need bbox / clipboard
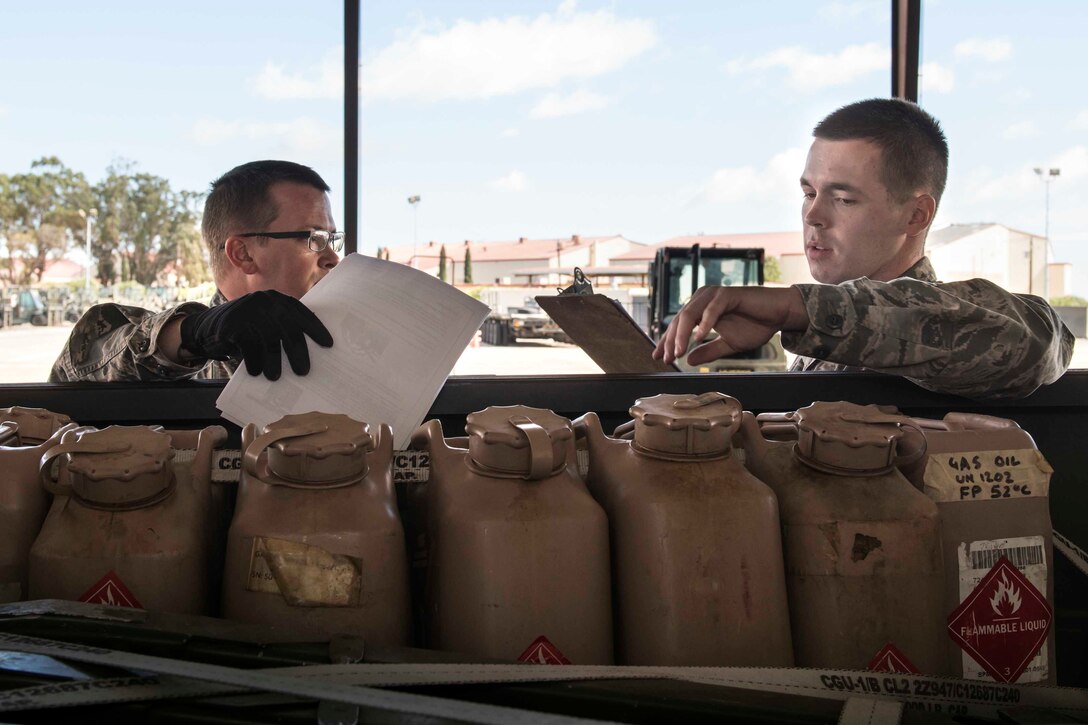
[535,293,678,374]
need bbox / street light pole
[407,195,421,268]
[78,208,98,293]
[1033,167,1060,240]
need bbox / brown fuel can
[0,406,75,603]
[575,392,793,666]
[221,412,410,646]
[741,402,947,674]
[900,412,1057,684]
[29,424,226,614]
[412,406,612,664]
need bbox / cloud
[191,117,337,153]
[698,148,807,204]
[920,62,955,94]
[501,127,520,138]
[1072,110,1088,131]
[819,1,884,21]
[491,170,528,192]
[725,42,886,92]
[1002,120,1038,140]
[530,89,608,119]
[253,49,343,100]
[0,105,7,118]
[360,4,657,102]
[1054,145,1088,180]
[954,37,1012,62]
[967,146,1087,204]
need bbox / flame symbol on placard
[105,584,116,606]
[990,573,1022,617]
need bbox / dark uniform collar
[899,256,938,283]
[210,289,228,307]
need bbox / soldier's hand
[652,286,809,366]
[179,290,333,380]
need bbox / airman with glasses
[51,160,343,382]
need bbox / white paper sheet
[216,254,490,449]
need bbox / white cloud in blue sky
[530,90,609,119]
[698,148,807,205]
[954,37,1013,62]
[1003,121,1039,140]
[965,147,1086,205]
[819,1,885,22]
[358,4,657,103]
[191,118,337,154]
[491,170,529,192]
[1054,146,1088,181]
[725,42,886,92]
[1071,111,1088,131]
[920,62,955,94]
[254,49,343,101]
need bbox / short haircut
[201,160,330,280]
[814,98,948,206]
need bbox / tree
[0,157,92,284]
[93,160,203,286]
[463,246,473,283]
[438,243,447,282]
[176,218,210,286]
[764,255,782,283]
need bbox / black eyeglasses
[234,230,345,253]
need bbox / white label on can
[246,537,361,607]
[923,449,1051,503]
[957,536,1048,682]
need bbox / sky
[2,1,1086,293]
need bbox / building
[927,223,1051,296]
[379,235,644,285]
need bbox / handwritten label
[246,537,361,607]
[922,449,1051,503]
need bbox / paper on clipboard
[535,293,678,374]
[216,254,490,449]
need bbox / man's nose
[319,247,340,269]
[803,196,826,228]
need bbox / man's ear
[905,194,937,238]
[223,236,260,275]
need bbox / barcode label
[958,535,1049,682]
[969,544,1045,571]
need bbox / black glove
[179,290,333,380]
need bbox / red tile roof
[380,235,641,265]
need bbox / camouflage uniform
[783,257,1074,400]
[49,292,236,382]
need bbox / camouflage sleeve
[48,302,211,382]
[780,277,1075,400]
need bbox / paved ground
[0,324,605,383]
[2,324,1087,384]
